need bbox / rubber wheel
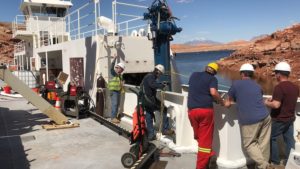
[129,144,139,158]
[121,152,137,168]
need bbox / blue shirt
[188,71,218,109]
[228,79,268,125]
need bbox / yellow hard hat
[207,62,219,72]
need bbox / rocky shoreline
[217,24,300,87]
[0,22,19,64]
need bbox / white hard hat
[240,63,254,72]
[115,62,125,70]
[275,62,291,72]
[155,64,165,74]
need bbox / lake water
[174,50,276,94]
[174,50,235,91]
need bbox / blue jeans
[145,109,170,139]
[270,120,295,164]
[110,91,120,119]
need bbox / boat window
[45,7,57,17]
[31,6,66,17]
[57,8,66,17]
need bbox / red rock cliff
[0,22,19,64]
[218,24,300,86]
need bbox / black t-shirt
[188,71,218,109]
[271,81,299,122]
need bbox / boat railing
[114,1,149,36]
[19,0,72,3]
[12,15,38,36]
[13,0,150,48]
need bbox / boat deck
[0,95,200,169]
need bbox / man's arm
[264,98,281,109]
[110,56,117,76]
[223,96,234,108]
[148,75,164,90]
[210,88,224,105]
[265,85,282,109]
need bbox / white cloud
[175,0,194,3]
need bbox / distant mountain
[184,39,222,46]
[171,39,252,53]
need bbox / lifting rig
[0,66,79,129]
[89,0,182,168]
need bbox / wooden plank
[42,123,80,130]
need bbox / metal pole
[16,55,19,71]
[126,22,128,36]
[114,0,117,35]
[21,55,24,71]
[77,10,80,39]
[46,52,49,81]
[94,1,97,36]
[26,56,29,70]
[68,15,71,40]
[98,0,101,18]
[112,1,114,35]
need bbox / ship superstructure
[10,1,300,169]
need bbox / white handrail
[13,0,149,47]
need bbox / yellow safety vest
[108,75,123,91]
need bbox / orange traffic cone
[54,96,61,112]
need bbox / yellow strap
[198,147,211,153]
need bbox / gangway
[0,66,78,128]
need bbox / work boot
[163,129,175,136]
[111,118,120,124]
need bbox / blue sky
[1,0,300,43]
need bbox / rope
[157,90,165,139]
[170,71,231,89]
[170,71,189,78]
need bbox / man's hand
[162,81,169,89]
[264,98,271,105]
[264,98,281,109]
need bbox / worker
[224,63,272,169]
[187,62,223,169]
[264,62,299,166]
[108,55,125,123]
[140,64,174,141]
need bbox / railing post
[94,0,97,36]
[68,15,71,36]
[46,51,49,81]
[126,22,128,36]
[77,10,80,39]
[112,0,117,36]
